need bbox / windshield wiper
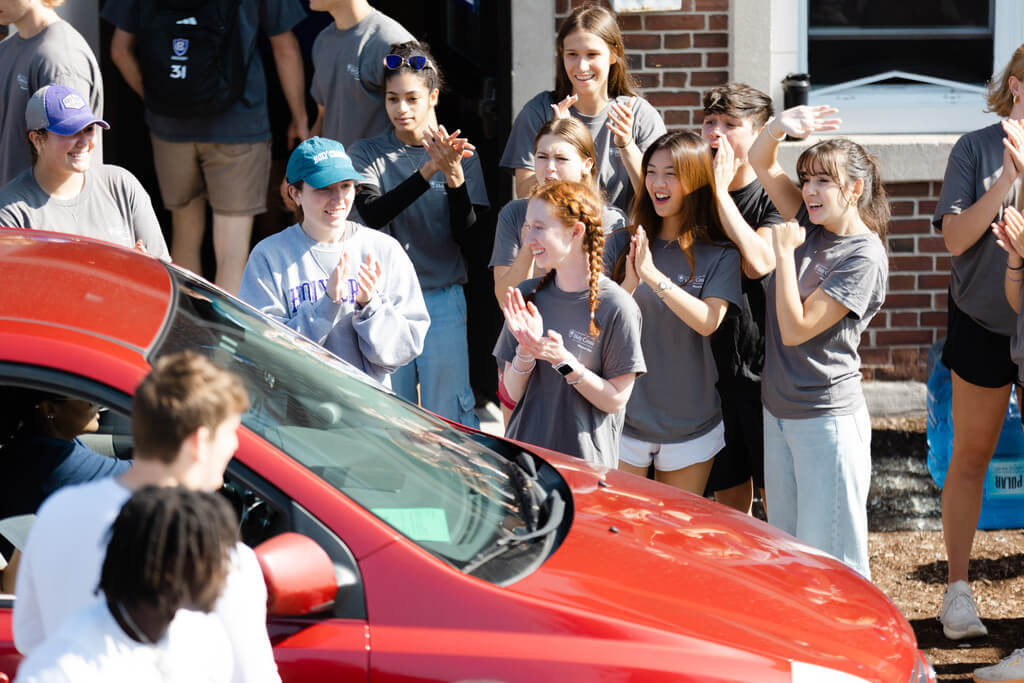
[462,489,565,575]
[508,452,544,531]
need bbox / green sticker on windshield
[372,507,450,543]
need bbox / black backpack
[136,0,249,118]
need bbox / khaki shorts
[150,135,271,216]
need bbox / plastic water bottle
[927,352,1024,529]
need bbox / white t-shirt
[14,477,280,683]
[14,599,232,683]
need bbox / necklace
[113,601,153,645]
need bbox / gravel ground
[868,416,1024,681]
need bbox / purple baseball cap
[25,84,109,136]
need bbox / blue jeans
[763,405,872,579]
[392,284,479,429]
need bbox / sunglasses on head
[383,54,429,71]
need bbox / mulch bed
[868,416,1024,681]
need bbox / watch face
[556,362,573,377]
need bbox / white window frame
[800,0,1024,133]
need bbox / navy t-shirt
[0,436,129,520]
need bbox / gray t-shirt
[0,165,169,259]
[101,0,305,143]
[761,210,888,419]
[499,91,666,211]
[933,122,1019,336]
[493,276,646,468]
[488,197,626,270]
[349,130,489,290]
[0,21,103,187]
[239,222,429,386]
[310,10,413,147]
[604,230,742,442]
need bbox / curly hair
[383,41,444,93]
[101,486,238,620]
[525,180,605,336]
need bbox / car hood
[511,455,917,681]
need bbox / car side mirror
[254,532,337,617]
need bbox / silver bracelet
[566,370,584,386]
[509,357,535,374]
[766,119,786,142]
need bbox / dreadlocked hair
[525,180,605,336]
[101,486,239,619]
[614,131,732,284]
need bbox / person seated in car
[0,389,129,521]
[0,83,168,259]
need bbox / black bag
[136,0,248,118]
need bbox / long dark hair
[613,132,729,284]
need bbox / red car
[0,231,933,682]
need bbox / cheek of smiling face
[800,169,853,224]
[293,180,355,230]
[522,198,578,270]
[534,134,594,185]
[385,72,437,134]
[0,0,33,26]
[701,113,758,161]
[644,148,685,219]
[36,125,97,174]
[561,29,616,98]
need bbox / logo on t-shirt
[172,38,190,58]
[347,64,361,82]
[681,274,705,290]
[814,263,829,280]
[17,74,29,91]
[567,328,595,354]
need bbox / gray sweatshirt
[240,223,429,386]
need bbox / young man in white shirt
[15,487,238,683]
[14,351,280,683]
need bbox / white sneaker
[974,648,1024,683]
[940,580,988,640]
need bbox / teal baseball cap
[286,137,364,188]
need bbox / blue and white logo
[172,38,189,57]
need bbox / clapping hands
[501,287,570,364]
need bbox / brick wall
[555,0,728,128]
[861,182,947,381]
[551,1,945,380]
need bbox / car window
[150,269,537,579]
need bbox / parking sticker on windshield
[372,507,451,543]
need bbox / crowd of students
[4,0,1024,679]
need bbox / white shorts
[619,421,726,472]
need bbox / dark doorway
[97,0,513,404]
[374,0,513,405]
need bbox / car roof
[0,230,173,354]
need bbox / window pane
[808,37,993,84]
[809,0,989,28]
[808,0,993,84]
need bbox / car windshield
[149,268,528,573]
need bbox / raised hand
[606,97,636,149]
[771,219,806,254]
[995,206,1024,259]
[1001,119,1024,181]
[631,225,658,284]
[355,253,382,306]
[775,105,841,140]
[550,94,578,120]
[711,133,741,192]
[326,252,351,303]
[422,125,475,186]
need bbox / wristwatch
[655,279,672,299]
[552,359,576,377]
